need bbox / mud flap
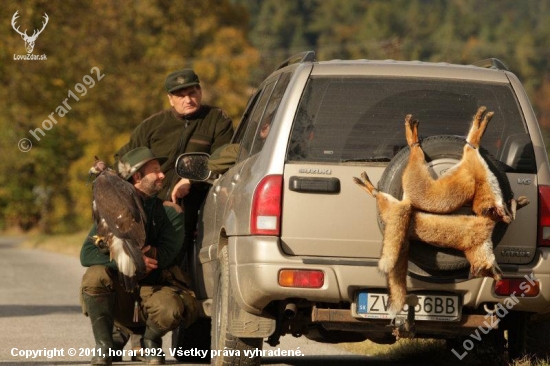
[227,293,276,338]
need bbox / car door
[200,79,278,251]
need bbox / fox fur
[353,107,530,317]
[402,106,512,223]
[354,172,505,316]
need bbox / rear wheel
[211,245,263,365]
[523,317,550,359]
[171,317,211,362]
[506,311,550,361]
[446,328,506,365]
[172,239,211,362]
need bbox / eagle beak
[86,172,93,186]
[87,166,100,186]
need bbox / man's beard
[140,175,163,197]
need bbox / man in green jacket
[116,68,233,200]
[116,68,234,265]
[81,147,197,365]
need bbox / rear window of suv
[287,76,536,173]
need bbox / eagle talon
[91,235,104,245]
[91,235,109,254]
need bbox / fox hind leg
[466,106,494,148]
[353,171,411,314]
[353,172,412,275]
[405,114,420,147]
[352,172,378,198]
[387,239,410,317]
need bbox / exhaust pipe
[284,302,297,319]
[484,303,497,313]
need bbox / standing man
[116,68,234,263]
[81,147,198,365]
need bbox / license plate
[355,291,461,321]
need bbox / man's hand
[142,245,158,274]
[163,200,183,213]
[171,178,191,203]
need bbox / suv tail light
[538,185,550,246]
[494,278,540,297]
[251,175,283,235]
[278,269,324,288]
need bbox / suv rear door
[281,66,538,264]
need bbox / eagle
[88,157,146,292]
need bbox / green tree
[0,0,258,233]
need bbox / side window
[248,72,291,156]
[237,80,277,162]
[232,91,261,145]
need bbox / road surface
[0,236,377,365]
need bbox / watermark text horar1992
[18,67,105,152]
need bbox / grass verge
[18,230,88,258]
[339,338,550,365]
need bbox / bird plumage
[89,157,146,292]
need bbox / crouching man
[80,147,198,365]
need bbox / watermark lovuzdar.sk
[12,10,48,59]
[451,272,538,360]
[18,67,104,152]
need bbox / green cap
[118,147,167,180]
[165,68,200,93]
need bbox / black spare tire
[378,135,513,278]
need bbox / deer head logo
[11,11,49,54]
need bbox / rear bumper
[229,236,550,316]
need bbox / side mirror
[175,153,212,181]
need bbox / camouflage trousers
[80,265,198,333]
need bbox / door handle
[289,176,340,194]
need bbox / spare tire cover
[377,135,513,277]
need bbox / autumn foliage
[1,0,550,233]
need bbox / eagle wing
[92,169,147,291]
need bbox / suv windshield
[287,76,535,173]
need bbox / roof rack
[275,51,316,71]
[471,58,509,71]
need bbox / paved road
[0,237,378,365]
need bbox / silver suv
[175,52,550,364]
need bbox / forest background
[2,0,550,234]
